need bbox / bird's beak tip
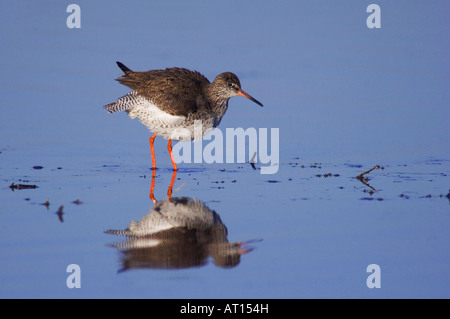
[238,89,263,107]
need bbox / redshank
[104,62,263,170]
[105,172,253,270]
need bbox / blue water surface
[0,1,449,299]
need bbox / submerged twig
[249,152,257,170]
[356,165,380,193]
[40,199,50,210]
[72,199,83,205]
[356,165,380,181]
[56,205,64,223]
[9,183,38,191]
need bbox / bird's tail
[104,62,138,113]
[104,91,139,113]
[104,229,132,236]
[116,61,132,74]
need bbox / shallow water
[1,1,449,298]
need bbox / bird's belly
[127,100,215,141]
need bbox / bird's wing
[116,68,210,117]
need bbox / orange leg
[167,169,177,201]
[167,139,178,171]
[149,168,157,203]
[149,134,157,170]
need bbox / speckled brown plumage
[108,61,262,118]
[115,63,211,117]
[104,61,263,170]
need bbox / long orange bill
[237,89,263,107]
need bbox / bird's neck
[213,98,229,118]
[206,85,229,124]
[212,99,229,127]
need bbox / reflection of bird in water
[106,197,252,271]
[105,171,255,271]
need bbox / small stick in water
[356,165,380,181]
[249,152,257,170]
[356,165,380,192]
[56,206,64,223]
[9,183,38,191]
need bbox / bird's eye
[227,82,238,90]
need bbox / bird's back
[116,67,211,117]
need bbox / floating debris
[363,189,375,196]
[72,199,83,205]
[9,183,37,191]
[315,173,340,178]
[356,165,380,181]
[249,152,257,170]
[360,197,384,201]
[40,199,50,209]
[347,164,363,168]
[32,165,44,170]
[400,192,450,200]
[356,165,382,192]
[56,205,64,223]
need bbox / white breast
[126,94,192,140]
